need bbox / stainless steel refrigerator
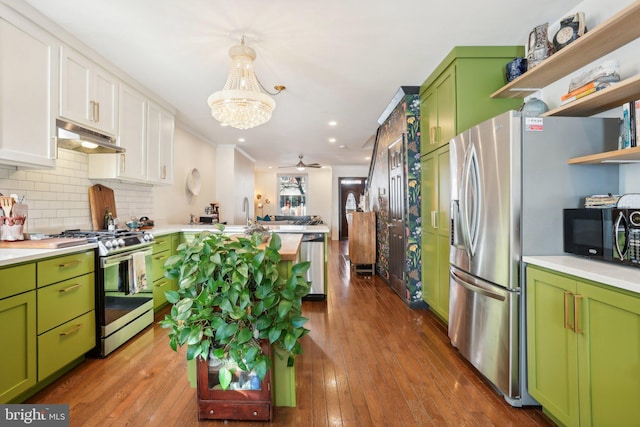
[448,110,619,406]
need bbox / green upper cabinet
[420,46,524,154]
[527,265,640,427]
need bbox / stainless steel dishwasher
[300,233,326,301]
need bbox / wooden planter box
[196,341,273,421]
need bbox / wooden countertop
[262,233,302,262]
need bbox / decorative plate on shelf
[187,168,202,195]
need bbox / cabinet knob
[209,409,214,414]
[253,411,258,416]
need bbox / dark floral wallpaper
[368,92,421,305]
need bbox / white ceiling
[22,0,579,170]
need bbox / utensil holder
[1,224,24,241]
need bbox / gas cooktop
[57,229,154,256]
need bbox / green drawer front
[151,251,170,282]
[153,277,171,310]
[38,310,95,381]
[153,236,171,254]
[0,263,36,300]
[37,251,95,287]
[37,273,95,334]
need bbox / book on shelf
[620,102,634,149]
[561,82,596,101]
[561,87,597,104]
[635,100,640,148]
[585,194,620,208]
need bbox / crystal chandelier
[207,37,283,130]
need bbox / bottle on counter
[104,207,114,230]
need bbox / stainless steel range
[58,229,155,357]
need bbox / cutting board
[0,237,89,249]
[89,184,117,230]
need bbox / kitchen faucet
[242,196,250,226]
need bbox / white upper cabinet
[89,83,146,182]
[89,84,174,185]
[0,5,57,168]
[59,45,118,136]
[146,101,174,185]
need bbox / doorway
[338,177,366,241]
[388,137,405,297]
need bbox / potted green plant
[160,225,311,390]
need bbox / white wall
[215,145,255,225]
[535,0,640,194]
[254,167,332,229]
[152,124,216,225]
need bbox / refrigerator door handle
[614,210,630,260]
[449,267,506,301]
[461,146,480,257]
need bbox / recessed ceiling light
[238,138,245,142]
[338,144,346,149]
[329,138,336,143]
[220,122,229,127]
[365,156,371,160]
[328,121,337,126]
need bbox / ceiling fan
[279,155,322,170]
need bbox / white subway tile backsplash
[0,149,154,233]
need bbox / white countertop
[152,224,330,236]
[523,255,640,295]
[0,243,97,267]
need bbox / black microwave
[563,208,614,259]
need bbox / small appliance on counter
[565,193,640,267]
[199,203,220,224]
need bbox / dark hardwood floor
[27,240,554,426]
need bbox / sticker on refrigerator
[525,117,544,131]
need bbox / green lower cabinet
[0,290,36,403]
[38,311,96,381]
[527,265,640,426]
[421,145,450,322]
[152,233,178,310]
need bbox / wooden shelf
[568,146,640,164]
[491,0,640,99]
[542,74,640,117]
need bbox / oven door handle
[100,247,152,268]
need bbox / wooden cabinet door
[421,146,450,320]
[577,281,640,427]
[526,266,579,427]
[435,66,455,149]
[147,101,174,185]
[420,153,436,306]
[60,46,117,136]
[0,8,56,168]
[93,67,118,135]
[118,83,147,181]
[0,291,36,403]
[60,46,92,128]
[421,67,455,152]
[421,87,437,148]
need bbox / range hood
[56,120,125,154]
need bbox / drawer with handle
[0,263,36,299]
[37,273,95,334]
[37,310,95,381]
[37,250,95,287]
